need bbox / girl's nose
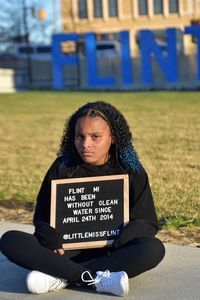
[82,137,91,148]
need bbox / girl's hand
[54,248,65,255]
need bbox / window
[78,0,88,19]
[108,0,118,17]
[37,46,51,53]
[154,0,163,14]
[191,19,200,43]
[169,0,179,13]
[138,0,148,16]
[93,0,103,18]
[19,47,34,54]
[13,45,52,61]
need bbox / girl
[0,101,165,297]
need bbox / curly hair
[57,101,142,172]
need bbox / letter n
[140,28,178,84]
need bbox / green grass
[0,91,200,228]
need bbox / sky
[31,0,62,43]
[0,0,62,45]
[36,0,62,33]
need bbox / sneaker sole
[26,271,67,294]
[120,272,129,296]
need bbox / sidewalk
[0,221,199,300]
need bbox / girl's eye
[92,135,101,140]
[76,134,84,140]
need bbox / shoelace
[49,279,65,291]
[81,270,110,286]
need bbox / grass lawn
[0,91,199,228]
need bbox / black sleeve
[33,158,63,250]
[112,168,159,249]
[33,158,59,225]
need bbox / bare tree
[0,0,54,51]
[0,0,23,49]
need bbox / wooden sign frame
[50,174,129,250]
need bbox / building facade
[61,0,200,55]
[56,1,200,90]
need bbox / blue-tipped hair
[118,142,142,173]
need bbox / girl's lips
[81,152,94,156]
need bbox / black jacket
[33,156,159,250]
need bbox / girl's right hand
[54,248,65,255]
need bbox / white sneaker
[26,270,68,294]
[81,270,129,296]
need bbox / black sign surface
[51,175,129,249]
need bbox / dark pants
[0,230,165,283]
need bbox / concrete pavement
[0,221,199,300]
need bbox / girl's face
[75,116,112,165]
